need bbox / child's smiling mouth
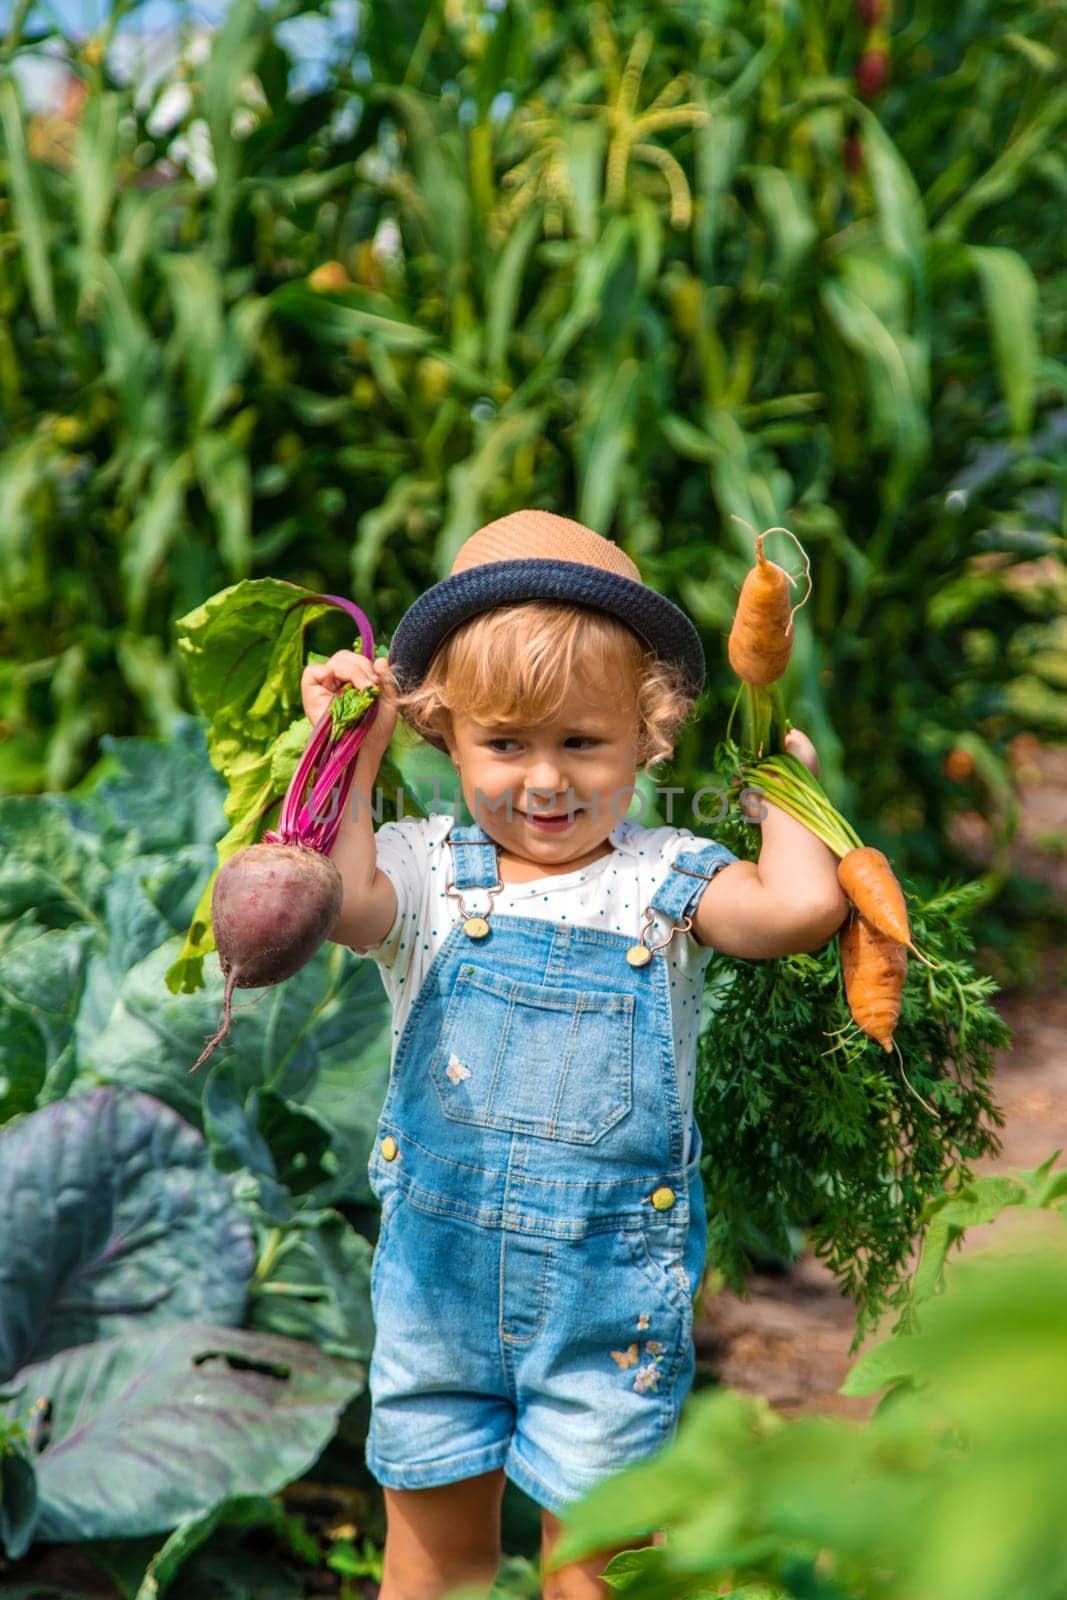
[517,808,576,830]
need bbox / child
[300,511,848,1600]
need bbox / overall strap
[446,822,500,891]
[649,840,736,923]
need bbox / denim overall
[365,820,735,1517]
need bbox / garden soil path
[695,741,1067,1421]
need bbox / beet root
[190,843,343,1072]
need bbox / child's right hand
[301,650,399,759]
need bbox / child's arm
[691,729,849,960]
[300,650,399,950]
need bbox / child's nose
[525,754,566,793]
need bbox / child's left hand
[784,727,819,778]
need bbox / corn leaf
[121,452,194,625]
[576,357,641,533]
[0,78,55,329]
[749,165,816,282]
[820,273,930,502]
[73,89,121,262]
[968,243,1040,438]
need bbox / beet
[190,591,379,1074]
[190,845,343,1073]
[214,843,343,988]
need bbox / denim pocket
[431,962,635,1144]
[624,1214,694,1315]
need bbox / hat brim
[388,560,705,697]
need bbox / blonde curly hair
[393,601,696,771]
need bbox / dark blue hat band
[388,559,705,697]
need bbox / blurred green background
[2,0,1065,970]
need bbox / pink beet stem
[322,593,374,657]
[263,595,378,855]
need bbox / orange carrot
[727,533,794,684]
[839,909,908,1053]
[838,846,911,948]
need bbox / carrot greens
[697,529,1008,1335]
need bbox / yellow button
[381,1136,398,1161]
[651,1186,676,1212]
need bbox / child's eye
[485,736,597,752]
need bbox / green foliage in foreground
[0,716,392,1213]
[551,1159,1067,1600]
[0,717,393,1442]
[0,1317,362,1557]
[0,720,392,1579]
[0,1085,365,1559]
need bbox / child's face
[446,675,641,867]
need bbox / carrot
[839,908,908,1053]
[727,532,794,685]
[838,846,911,948]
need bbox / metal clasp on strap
[626,856,719,967]
[626,907,693,967]
[445,877,505,940]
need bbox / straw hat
[388,510,705,695]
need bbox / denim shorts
[365,1142,709,1518]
